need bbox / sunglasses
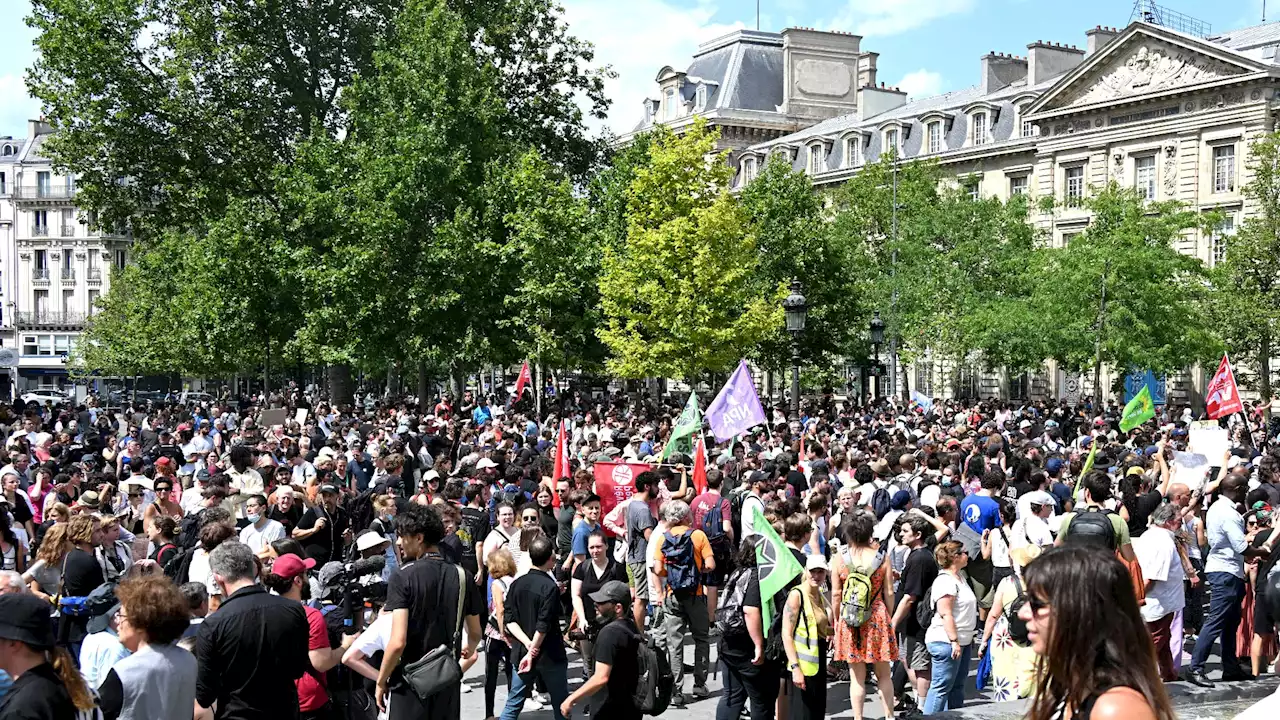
[1028,596,1050,614]
[522,515,538,522]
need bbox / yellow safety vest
[791,589,822,677]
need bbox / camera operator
[264,553,356,720]
[559,581,641,720]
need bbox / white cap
[356,532,390,552]
[476,459,498,470]
[805,554,829,572]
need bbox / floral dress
[989,576,1039,701]
[833,547,899,663]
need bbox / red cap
[271,553,316,580]
[155,457,173,467]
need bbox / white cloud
[0,73,40,139]
[560,0,745,136]
[826,0,974,37]
[896,68,943,99]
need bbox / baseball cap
[1045,458,1064,474]
[81,453,98,465]
[890,489,912,511]
[476,458,498,470]
[0,594,58,649]
[356,532,390,552]
[805,554,829,572]
[272,553,317,580]
[1024,490,1056,509]
[155,457,174,468]
[587,580,631,605]
[318,484,339,495]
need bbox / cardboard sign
[295,408,309,426]
[592,461,652,532]
[260,408,288,428]
[1189,420,1228,462]
[1171,451,1211,491]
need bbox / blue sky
[0,0,1270,139]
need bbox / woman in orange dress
[831,510,899,720]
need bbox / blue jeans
[923,641,972,714]
[1191,572,1245,673]
[499,657,569,720]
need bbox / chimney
[980,52,1028,95]
[1085,26,1120,55]
[781,27,864,120]
[858,52,879,90]
[856,83,907,121]
[1026,41,1085,85]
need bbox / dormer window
[808,144,826,174]
[742,156,758,184]
[843,135,863,168]
[972,112,989,146]
[884,129,899,157]
[695,85,707,112]
[664,88,677,121]
[1,146,10,156]
[926,121,943,154]
[1018,104,1038,138]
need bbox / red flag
[593,461,653,533]
[513,361,531,400]
[692,436,707,495]
[553,419,571,508]
[1206,354,1244,419]
[798,433,805,471]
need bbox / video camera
[318,555,387,634]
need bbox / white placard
[1171,451,1211,491]
[295,408,309,426]
[1189,420,1228,461]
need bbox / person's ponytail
[49,646,95,710]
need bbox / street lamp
[869,312,885,400]
[782,280,808,419]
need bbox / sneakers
[670,692,686,708]
[524,694,545,711]
[691,684,710,699]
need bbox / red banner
[691,437,707,496]
[593,461,651,529]
[1206,354,1243,419]
[513,360,531,400]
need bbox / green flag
[752,507,804,634]
[662,392,701,460]
[1120,385,1156,432]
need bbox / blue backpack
[661,530,699,595]
[701,500,733,571]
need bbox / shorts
[966,573,995,610]
[901,634,930,671]
[627,561,649,601]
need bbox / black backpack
[633,630,674,715]
[163,546,196,584]
[344,488,377,535]
[1005,573,1031,646]
[715,568,753,638]
[1065,507,1118,551]
[870,483,892,520]
[177,511,203,549]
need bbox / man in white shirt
[738,471,770,542]
[238,494,286,556]
[225,446,264,520]
[1012,491,1057,548]
[1132,503,1185,682]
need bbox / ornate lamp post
[869,312,885,400]
[782,280,808,419]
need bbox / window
[808,144,825,174]
[972,112,989,146]
[88,289,100,314]
[1009,372,1031,400]
[36,171,50,196]
[663,88,676,121]
[33,210,48,236]
[54,335,71,356]
[957,365,979,399]
[1065,165,1085,207]
[1062,231,1081,246]
[1212,215,1235,265]
[884,129,899,157]
[34,291,49,317]
[34,250,46,271]
[61,289,73,313]
[115,250,127,270]
[1,145,10,156]
[927,121,942,154]
[1010,175,1028,196]
[21,336,36,356]
[61,209,74,237]
[964,180,980,201]
[1134,155,1156,200]
[742,156,757,183]
[1213,144,1236,193]
[695,85,707,112]
[0,172,5,195]
[1019,105,1036,138]
[845,136,862,167]
[914,362,934,396]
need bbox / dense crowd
[0,384,1277,720]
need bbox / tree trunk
[327,364,354,407]
[263,336,271,396]
[417,361,429,406]
[900,360,911,403]
[1262,330,1273,421]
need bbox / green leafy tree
[1032,182,1219,401]
[1209,133,1280,410]
[598,121,782,379]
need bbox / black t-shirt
[593,618,642,717]
[0,662,77,720]
[62,547,104,597]
[537,505,558,542]
[458,507,490,562]
[440,534,464,565]
[896,546,939,639]
[1006,480,1034,503]
[384,555,483,668]
[1251,532,1280,583]
[151,542,179,568]
[269,504,303,535]
[572,559,628,624]
[1126,490,1163,538]
[296,506,350,564]
[719,568,769,673]
[786,469,808,498]
[7,496,32,526]
[555,507,576,557]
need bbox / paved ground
[457,632,1271,719]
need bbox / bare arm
[571,577,587,632]
[342,646,381,682]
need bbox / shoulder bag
[402,564,467,700]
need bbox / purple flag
[707,360,767,442]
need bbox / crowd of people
[0,383,1276,720]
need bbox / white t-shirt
[1011,515,1054,548]
[739,495,766,541]
[188,548,218,598]
[645,521,668,601]
[1133,526,1185,622]
[352,613,393,656]
[925,572,979,645]
[239,519,286,554]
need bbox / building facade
[710,20,1280,406]
[0,119,130,396]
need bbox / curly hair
[115,576,192,646]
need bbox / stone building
[722,19,1280,407]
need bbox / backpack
[1004,573,1031,646]
[715,568,752,638]
[163,546,196,584]
[344,488,377,536]
[700,499,732,572]
[870,482,892,520]
[498,483,525,507]
[1065,507,1118,551]
[633,631,674,715]
[660,531,699,595]
[840,549,875,629]
[177,511,203,549]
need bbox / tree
[739,159,863,373]
[1031,182,1219,401]
[1209,132,1280,410]
[598,121,782,379]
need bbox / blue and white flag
[910,390,934,415]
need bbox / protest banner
[592,461,652,533]
[1189,420,1228,461]
[1170,451,1211,491]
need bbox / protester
[559,580,640,720]
[832,510,897,719]
[485,548,518,720]
[97,575,197,720]
[1020,546,1176,720]
[501,535,570,720]
[624,472,660,628]
[923,539,978,714]
[781,554,833,720]
[976,544,1041,700]
[714,539,776,720]
[653,499,714,706]
[0,592,96,718]
[1132,502,1186,682]
[569,529,627,714]
[889,513,939,711]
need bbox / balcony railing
[32,268,49,281]
[60,225,74,237]
[15,311,85,328]
[87,267,102,282]
[13,185,76,200]
[32,226,49,237]
[61,268,75,281]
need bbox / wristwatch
[788,662,800,671]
